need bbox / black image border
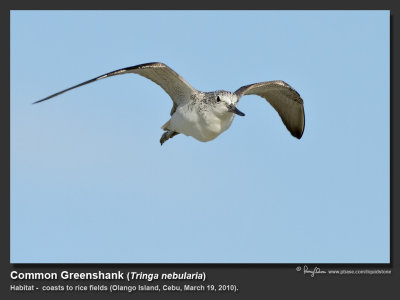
[3,1,398,299]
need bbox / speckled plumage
[34,62,305,145]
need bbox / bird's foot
[160,130,179,145]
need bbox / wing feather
[33,62,197,106]
[235,81,305,139]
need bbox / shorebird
[34,62,305,145]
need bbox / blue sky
[10,10,390,263]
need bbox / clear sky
[10,10,390,263]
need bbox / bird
[33,62,305,145]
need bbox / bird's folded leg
[160,130,179,145]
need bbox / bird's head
[210,91,245,117]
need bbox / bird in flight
[34,62,305,145]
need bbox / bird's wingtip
[32,99,46,105]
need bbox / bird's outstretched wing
[33,62,197,105]
[235,81,305,139]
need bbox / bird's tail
[161,120,171,131]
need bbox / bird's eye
[216,96,221,102]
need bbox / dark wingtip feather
[32,98,49,104]
[293,120,305,139]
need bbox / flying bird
[34,62,305,145]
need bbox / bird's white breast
[169,104,235,142]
